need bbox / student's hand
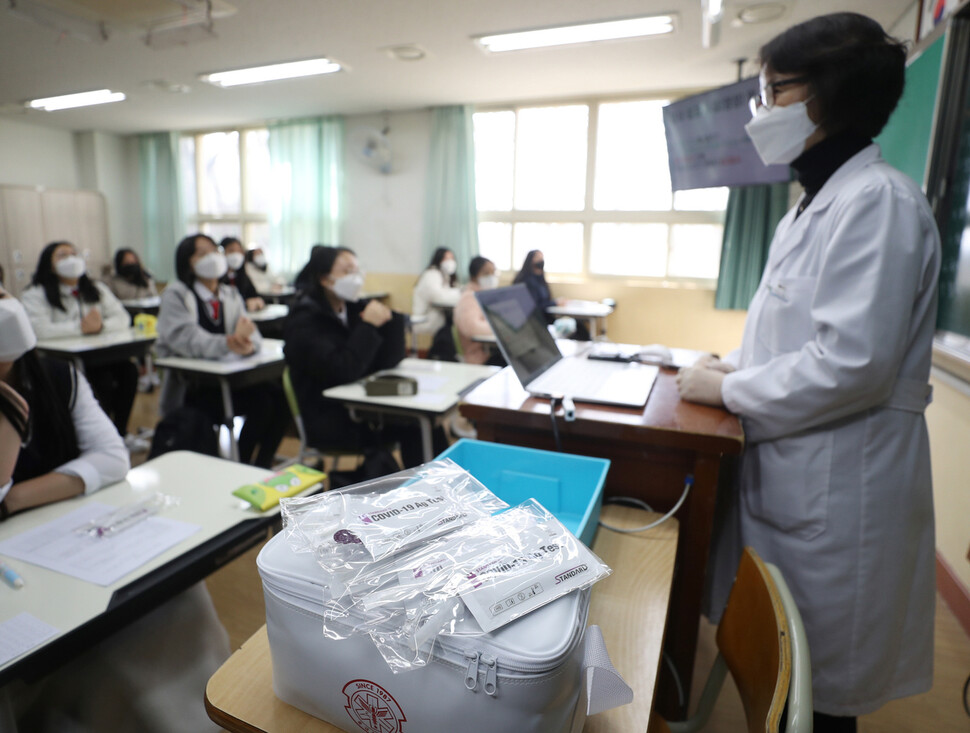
[234,315,256,339]
[692,353,736,373]
[555,297,568,306]
[676,365,726,407]
[246,297,266,312]
[361,300,392,327]
[81,308,103,334]
[226,333,254,355]
[0,382,28,488]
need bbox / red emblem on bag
[343,679,407,733]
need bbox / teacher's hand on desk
[676,364,727,407]
[692,352,736,373]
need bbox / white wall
[343,109,432,274]
[0,118,79,189]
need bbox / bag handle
[582,624,634,715]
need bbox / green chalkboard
[875,35,945,188]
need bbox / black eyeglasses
[749,75,811,115]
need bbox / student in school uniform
[283,245,446,468]
[106,248,158,301]
[454,255,505,366]
[19,241,138,438]
[0,290,229,733]
[156,233,287,468]
[219,236,265,311]
[411,246,461,335]
[244,246,284,294]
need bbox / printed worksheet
[0,613,59,666]
[0,503,200,586]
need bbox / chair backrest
[766,563,813,733]
[282,366,301,419]
[451,323,464,360]
[716,547,792,733]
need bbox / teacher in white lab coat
[677,13,940,732]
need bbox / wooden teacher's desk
[205,505,678,733]
[459,362,743,719]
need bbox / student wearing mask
[284,246,444,468]
[512,250,587,340]
[20,242,138,438]
[219,236,265,311]
[454,256,505,366]
[156,234,287,467]
[677,14,939,731]
[412,246,461,335]
[0,290,229,733]
[106,248,158,301]
[244,247,284,294]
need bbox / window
[474,100,729,282]
[180,128,271,250]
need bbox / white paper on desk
[412,374,448,392]
[0,613,59,666]
[0,503,201,586]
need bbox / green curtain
[714,183,790,310]
[423,105,479,275]
[138,132,183,282]
[267,116,344,277]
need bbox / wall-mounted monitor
[662,77,792,191]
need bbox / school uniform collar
[193,280,220,303]
[59,282,81,298]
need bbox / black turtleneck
[790,133,871,217]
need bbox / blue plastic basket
[436,439,609,546]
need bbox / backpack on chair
[149,405,220,459]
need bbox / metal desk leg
[219,377,240,462]
[588,318,598,341]
[418,415,433,463]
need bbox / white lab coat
[717,145,940,716]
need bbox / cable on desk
[548,397,563,452]
[598,475,693,533]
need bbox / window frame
[182,125,270,247]
[474,93,728,288]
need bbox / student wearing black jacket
[219,237,265,311]
[283,246,441,468]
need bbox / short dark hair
[220,236,243,252]
[759,13,907,139]
[469,256,493,280]
[175,233,216,287]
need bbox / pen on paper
[0,561,24,589]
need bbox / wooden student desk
[459,363,743,719]
[205,504,678,733]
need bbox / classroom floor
[129,391,970,732]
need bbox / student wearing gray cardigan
[156,234,287,467]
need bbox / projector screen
[663,77,792,191]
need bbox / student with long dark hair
[155,234,287,467]
[106,248,158,301]
[284,245,444,468]
[412,246,460,335]
[20,241,138,437]
[513,250,587,340]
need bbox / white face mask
[0,298,37,362]
[478,274,499,290]
[194,252,229,280]
[226,252,245,271]
[330,272,365,302]
[253,254,267,268]
[54,255,86,279]
[439,258,457,276]
[744,99,818,166]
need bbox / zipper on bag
[481,654,497,696]
[464,652,481,690]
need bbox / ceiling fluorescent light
[702,0,724,48]
[475,15,675,53]
[27,89,125,111]
[200,58,341,87]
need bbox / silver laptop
[476,284,657,408]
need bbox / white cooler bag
[258,531,631,733]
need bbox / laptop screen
[476,284,563,386]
